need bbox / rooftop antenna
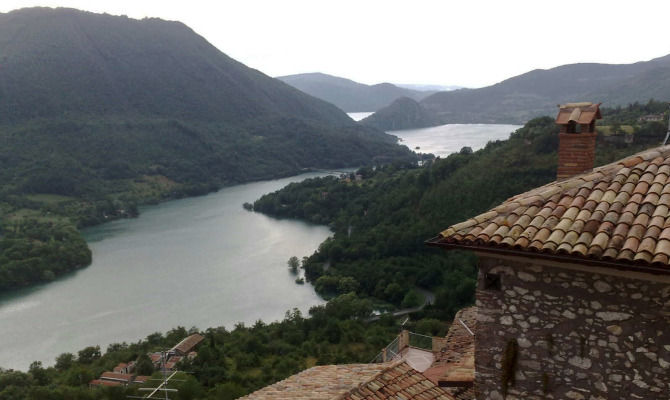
[663,103,670,145]
[127,350,186,400]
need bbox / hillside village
[89,333,203,388]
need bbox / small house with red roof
[429,103,670,399]
[170,333,204,356]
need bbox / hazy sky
[2,0,670,88]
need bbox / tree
[459,146,473,155]
[77,346,101,364]
[135,353,154,375]
[29,361,50,386]
[337,277,359,294]
[287,256,299,273]
[401,289,422,308]
[54,353,75,371]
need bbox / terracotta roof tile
[240,361,455,400]
[170,333,204,355]
[432,146,670,271]
[100,372,132,383]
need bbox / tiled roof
[555,102,601,125]
[340,361,454,400]
[113,362,127,372]
[240,362,454,400]
[423,308,476,400]
[171,333,204,354]
[90,379,123,387]
[133,375,150,384]
[431,146,670,271]
[100,371,132,382]
[240,363,390,400]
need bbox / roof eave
[425,238,670,276]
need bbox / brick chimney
[555,102,601,180]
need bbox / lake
[0,121,520,370]
[348,112,373,121]
[346,112,520,158]
[0,173,333,370]
[390,123,521,158]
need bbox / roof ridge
[332,360,406,400]
[435,144,670,271]
[441,145,670,239]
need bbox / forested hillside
[0,8,415,292]
[360,97,442,130]
[253,111,667,316]
[421,55,670,123]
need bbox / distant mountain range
[281,56,670,128]
[360,97,441,131]
[0,8,413,199]
[276,73,437,112]
[421,54,670,124]
[395,84,464,92]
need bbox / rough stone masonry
[475,255,670,400]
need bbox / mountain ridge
[0,7,413,196]
[421,53,670,124]
[360,97,442,131]
[0,7,355,126]
[277,72,435,112]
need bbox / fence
[408,331,433,351]
[370,335,400,363]
[371,330,441,363]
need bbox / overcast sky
[2,0,669,88]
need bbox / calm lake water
[346,112,520,158]
[347,112,373,121]
[390,123,521,158]
[0,173,333,370]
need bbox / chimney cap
[556,102,601,125]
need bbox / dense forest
[0,8,415,292]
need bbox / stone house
[429,103,670,399]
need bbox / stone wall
[475,255,670,400]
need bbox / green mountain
[421,54,670,124]
[0,7,414,292]
[0,7,416,195]
[277,72,434,112]
[360,97,443,131]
